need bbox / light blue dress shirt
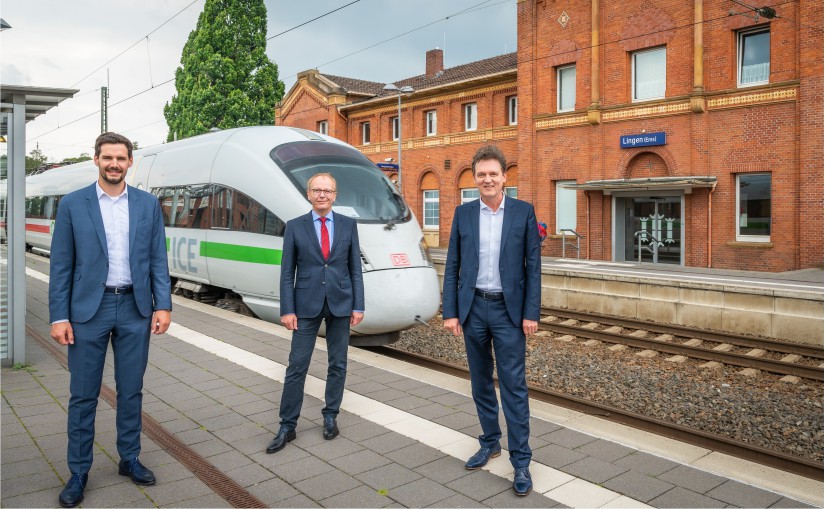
[311,210,334,248]
[476,194,505,293]
[96,182,132,287]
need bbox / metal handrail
[560,229,584,259]
[634,230,661,263]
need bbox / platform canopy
[562,176,717,194]
[0,84,78,134]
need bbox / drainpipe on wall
[707,183,716,268]
[586,191,591,260]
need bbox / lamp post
[383,83,413,195]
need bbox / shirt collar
[312,209,333,222]
[96,181,128,200]
[480,193,506,212]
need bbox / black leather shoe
[323,416,339,440]
[513,467,532,496]
[118,457,156,486]
[59,473,88,508]
[464,444,502,470]
[266,428,296,453]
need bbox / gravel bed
[394,319,824,463]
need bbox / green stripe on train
[199,241,282,265]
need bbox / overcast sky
[1,0,516,161]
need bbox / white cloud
[2,0,515,161]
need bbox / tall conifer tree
[164,0,284,140]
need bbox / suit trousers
[67,292,152,474]
[279,299,350,431]
[463,293,532,468]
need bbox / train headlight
[419,238,434,267]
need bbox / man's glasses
[310,188,336,196]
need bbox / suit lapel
[499,198,516,258]
[470,200,480,261]
[128,186,138,256]
[303,212,323,261]
[85,183,109,258]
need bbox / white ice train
[24,126,441,345]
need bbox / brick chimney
[426,48,444,78]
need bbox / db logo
[390,253,411,266]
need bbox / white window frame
[736,173,771,242]
[461,188,479,203]
[508,96,518,125]
[555,180,577,234]
[557,65,576,113]
[738,27,770,88]
[505,186,517,198]
[632,47,666,102]
[464,103,477,131]
[318,121,328,135]
[426,110,437,136]
[423,190,439,229]
[391,116,399,141]
[361,122,370,145]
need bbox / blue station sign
[620,131,666,148]
[376,162,399,170]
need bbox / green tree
[164,0,284,141]
[25,146,48,173]
[61,153,92,165]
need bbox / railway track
[374,344,824,481]
[538,307,824,381]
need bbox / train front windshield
[272,141,410,223]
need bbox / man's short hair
[471,145,507,175]
[307,172,337,191]
[95,132,134,159]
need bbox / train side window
[212,186,233,229]
[158,188,176,226]
[188,185,212,229]
[232,189,285,236]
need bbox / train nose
[353,267,440,335]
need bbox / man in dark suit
[49,132,172,507]
[442,145,541,496]
[266,172,365,454]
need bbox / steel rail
[538,321,823,381]
[543,307,823,359]
[375,345,824,481]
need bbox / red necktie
[320,217,330,260]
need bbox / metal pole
[10,94,26,365]
[397,92,402,194]
[101,86,108,133]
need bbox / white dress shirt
[96,182,132,287]
[476,194,505,293]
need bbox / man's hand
[281,314,298,331]
[152,310,171,335]
[522,319,538,336]
[350,311,364,326]
[444,317,462,336]
[51,322,74,345]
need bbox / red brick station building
[275,0,823,272]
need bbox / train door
[614,195,683,264]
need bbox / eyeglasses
[310,188,336,196]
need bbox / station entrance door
[615,195,683,265]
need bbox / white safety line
[24,265,644,508]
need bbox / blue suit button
[322,281,326,285]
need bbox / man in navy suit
[266,172,365,454]
[49,132,172,508]
[442,145,541,496]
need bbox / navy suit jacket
[442,197,541,328]
[49,182,172,323]
[280,211,365,318]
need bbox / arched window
[420,172,439,230]
[458,169,478,203]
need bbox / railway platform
[3,259,822,508]
[430,249,824,346]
